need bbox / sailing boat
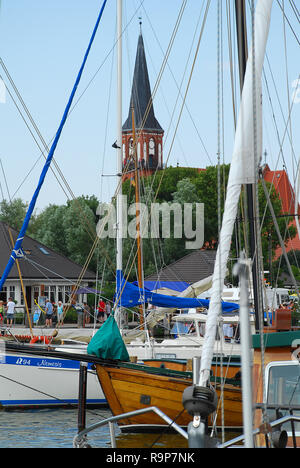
[87,0,248,432]
[0,0,240,410]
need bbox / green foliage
[30,195,100,271]
[273,250,300,287]
[6,166,296,291]
[0,198,34,232]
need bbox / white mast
[199,0,273,387]
[116,0,123,327]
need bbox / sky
[0,0,299,213]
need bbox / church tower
[122,30,164,180]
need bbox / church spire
[122,32,163,132]
[122,29,164,180]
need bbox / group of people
[0,296,113,329]
[44,299,93,328]
[0,298,16,327]
[44,298,112,328]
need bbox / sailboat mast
[116,0,123,326]
[131,104,145,328]
[235,0,261,333]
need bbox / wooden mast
[7,228,34,339]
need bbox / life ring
[29,336,40,344]
[29,336,51,345]
[41,336,51,345]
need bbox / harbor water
[0,408,189,449]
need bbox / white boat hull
[0,349,106,409]
[126,339,241,360]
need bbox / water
[0,408,189,449]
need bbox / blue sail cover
[132,280,189,293]
[115,272,239,314]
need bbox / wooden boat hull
[95,361,242,431]
[143,357,241,379]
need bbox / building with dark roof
[145,250,216,287]
[0,222,95,312]
[122,31,164,180]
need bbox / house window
[20,290,24,305]
[65,286,72,303]
[44,286,56,302]
[39,247,50,255]
[0,286,7,302]
[9,286,16,301]
[58,286,64,303]
[33,286,40,304]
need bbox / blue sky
[0,0,299,212]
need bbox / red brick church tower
[122,30,164,181]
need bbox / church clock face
[149,139,155,153]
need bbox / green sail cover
[87,315,130,361]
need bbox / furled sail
[115,272,239,314]
[199,0,273,387]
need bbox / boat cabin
[252,331,300,447]
[171,312,255,343]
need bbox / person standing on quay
[57,301,64,326]
[6,297,15,327]
[97,299,106,324]
[105,301,111,320]
[45,298,53,328]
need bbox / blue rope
[0,0,108,291]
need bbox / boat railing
[73,406,188,448]
[219,411,300,449]
[73,406,300,448]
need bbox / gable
[0,222,95,281]
[146,250,216,285]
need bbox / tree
[30,204,68,256]
[63,197,98,268]
[31,196,100,271]
[0,198,32,231]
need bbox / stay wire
[0,64,116,277]
[148,407,186,448]
[120,0,211,300]
[0,372,111,420]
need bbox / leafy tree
[31,196,100,271]
[0,198,33,232]
[12,165,296,290]
[273,249,300,287]
[30,204,68,256]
